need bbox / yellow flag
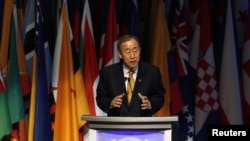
[52,2,90,141]
[150,0,171,116]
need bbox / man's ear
[118,51,122,59]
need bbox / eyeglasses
[123,48,140,56]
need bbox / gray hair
[117,34,141,51]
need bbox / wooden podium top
[82,115,178,130]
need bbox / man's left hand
[138,93,151,110]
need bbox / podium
[82,115,178,141]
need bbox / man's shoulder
[100,62,122,72]
[139,61,159,70]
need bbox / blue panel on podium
[97,130,164,141]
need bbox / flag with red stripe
[99,0,119,69]
[81,0,105,116]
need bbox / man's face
[118,38,141,69]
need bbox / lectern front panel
[82,116,178,141]
[97,130,164,141]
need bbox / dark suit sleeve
[96,71,112,113]
[149,67,166,114]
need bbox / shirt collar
[123,64,138,76]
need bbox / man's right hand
[110,93,124,108]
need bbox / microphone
[124,77,128,82]
[127,77,130,82]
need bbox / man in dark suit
[96,34,166,116]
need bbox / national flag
[99,0,119,69]
[189,0,201,30]
[4,0,25,127]
[0,68,11,140]
[17,11,31,99]
[16,0,32,114]
[72,0,82,50]
[219,0,243,124]
[232,0,248,48]
[50,0,63,129]
[149,0,171,116]
[1,1,30,141]
[22,0,35,79]
[22,9,50,141]
[210,0,227,74]
[52,2,90,141]
[39,0,59,48]
[231,0,248,126]
[26,1,52,141]
[0,4,26,141]
[117,0,141,39]
[128,0,140,39]
[20,5,36,141]
[242,1,250,124]
[167,50,183,115]
[193,0,220,141]
[92,0,110,59]
[169,0,195,141]
[81,0,105,116]
[15,0,32,140]
[169,0,188,115]
[11,6,27,141]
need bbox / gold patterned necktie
[127,70,135,104]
